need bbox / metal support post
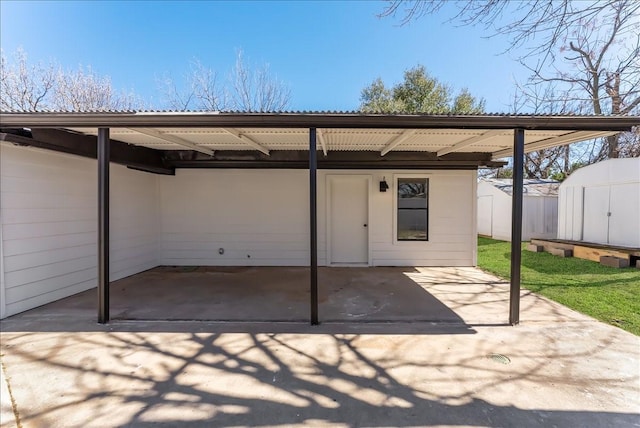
[309,128,319,325]
[509,128,525,325]
[98,128,110,324]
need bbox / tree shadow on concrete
[1,325,638,427]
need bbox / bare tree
[524,0,640,159]
[54,65,141,111]
[1,48,143,111]
[230,51,291,111]
[0,48,56,110]
[380,0,640,170]
[161,50,291,112]
[159,60,226,111]
[512,82,583,178]
[380,0,639,72]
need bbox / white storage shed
[477,179,559,241]
[0,111,636,324]
[557,157,640,248]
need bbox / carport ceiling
[64,127,615,159]
[1,111,636,161]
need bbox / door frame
[325,174,372,266]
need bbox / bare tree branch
[1,48,56,110]
[160,51,291,112]
[379,0,640,73]
[1,48,143,111]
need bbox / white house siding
[2,148,478,318]
[558,158,640,248]
[0,143,160,318]
[159,169,313,266]
[366,170,476,266]
[159,169,477,267]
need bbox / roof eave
[0,112,638,131]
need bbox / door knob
[364,224,368,227]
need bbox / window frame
[393,175,430,243]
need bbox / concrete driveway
[1,267,639,427]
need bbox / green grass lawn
[477,237,640,335]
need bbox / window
[397,178,429,241]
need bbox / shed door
[608,183,639,247]
[328,176,369,265]
[582,186,610,244]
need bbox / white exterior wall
[159,169,312,266]
[159,169,477,267]
[558,158,640,247]
[1,144,478,318]
[477,181,558,241]
[0,143,160,318]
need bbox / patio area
[1,266,638,427]
[2,266,553,326]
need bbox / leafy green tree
[360,65,484,113]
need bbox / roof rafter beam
[492,130,617,159]
[129,127,214,156]
[316,128,328,156]
[437,129,504,157]
[221,127,270,155]
[2,129,175,175]
[381,129,417,156]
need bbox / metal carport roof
[1,110,638,326]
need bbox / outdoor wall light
[379,177,389,192]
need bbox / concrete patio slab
[0,266,588,326]
[1,267,638,427]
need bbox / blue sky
[1,1,530,112]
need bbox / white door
[582,186,610,244]
[328,176,369,265]
[608,183,639,247]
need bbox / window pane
[398,178,428,209]
[397,209,428,240]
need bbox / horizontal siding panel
[371,242,472,253]
[1,175,95,195]
[6,280,96,317]
[161,224,308,234]
[3,220,97,240]
[2,208,96,224]
[5,268,97,304]
[162,240,308,252]
[110,244,158,264]
[110,247,158,265]
[162,249,308,260]
[3,232,96,257]
[2,162,95,181]
[1,144,160,318]
[111,236,157,252]
[111,258,157,281]
[161,258,309,267]
[5,256,96,289]
[4,244,96,273]
[162,232,309,243]
[370,234,472,244]
[372,250,472,260]
[1,191,96,209]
